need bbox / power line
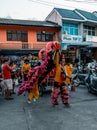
[28,0,55,7]
[64,0,97,4]
[28,0,78,8]
[28,0,97,12]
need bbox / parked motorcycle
[72,66,87,87]
[86,67,97,94]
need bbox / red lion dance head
[46,41,61,53]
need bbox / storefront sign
[62,34,82,43]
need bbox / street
[0,85,97,130]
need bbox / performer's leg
[28,89,34,103]
[28,83,39,103]
[51,87,60,105]
[33,84,39,100]
[61,86,70,107]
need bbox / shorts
[4,79,13,90]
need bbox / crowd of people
[0,54,78,108]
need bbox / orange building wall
[0,28,6,42]
[28,27,58,42]
[0,25,59,49]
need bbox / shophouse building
[0,18,60,58]
[45,8,97,63]
[1,8,97,63]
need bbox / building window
[37,32,55,42]
[7,30,28,42]
[62,23,78,35]
[83,25,95,36]
[21,31,28,42]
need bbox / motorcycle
[86,67,97,94]
[72,66,87,87]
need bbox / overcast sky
[1,0,97,20]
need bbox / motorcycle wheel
[88,83,95,94]
[73,77,81,87]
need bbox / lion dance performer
[17,41,70,107]
[51,50,70,107]
[17,41,55,95]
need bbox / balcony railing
[85,35,97,42]
[0,42,47,50]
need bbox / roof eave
[75,9,97,24]
[45,8,62,21]
[86,19,97,24]
[45,9,55,21]
[62,17,85,22]
[54,9,62,19]
[0,23,60,28]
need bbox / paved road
[0,85,97,130]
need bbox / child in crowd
[21,59,31,82]
[64,58,73,89]
[27,80,39,103]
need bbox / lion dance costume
[17,41,70,107]
[51,51,70,107]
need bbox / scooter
[72,66,87,87]
[86,67,97,94]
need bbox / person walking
[2,58,16,100]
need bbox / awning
[0,49,39,56]
[61,42,92,50]
[87,42,97,48]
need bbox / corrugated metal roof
[0,18,61,27]
[75,9,97,21]
[54,8,84,20]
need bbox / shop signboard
[62,34,82,43]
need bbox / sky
[1,0,97,21]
